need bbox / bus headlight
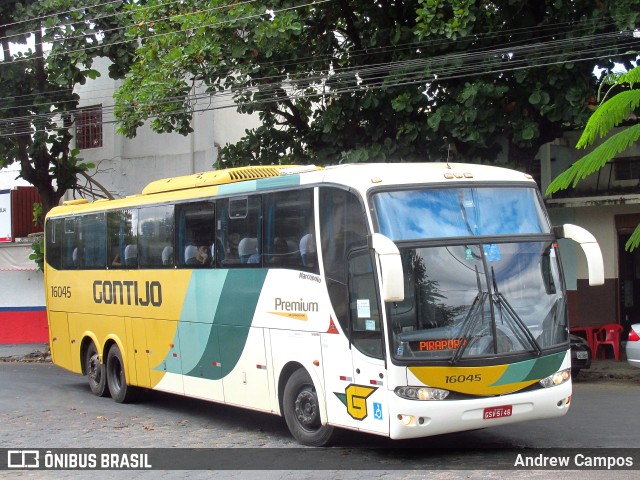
[395,386,450,400]
[539,368,571,388]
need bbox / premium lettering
[93,280,162,307]
[274,297,319,313]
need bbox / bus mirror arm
[553,224,605,286]
[370,233,405,302]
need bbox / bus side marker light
[211,361,221,367]
[313,360,320,367]
[539,368,571,388]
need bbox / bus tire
[85,342,109,397]
[105,345,140,404]
[283,369,334,447]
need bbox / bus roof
[47,163,536,218]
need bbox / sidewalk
[0,343,50,362]
[1,343,638,382]
[576,357,640,383]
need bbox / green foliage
[29,235,44,272]
[32,202,43,227]
[0,0,136,216]
[114,1,639,167]
[547,65,640,251]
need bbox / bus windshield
[373,186,550,239]
[372,186,565,363]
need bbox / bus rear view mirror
[554,224,604,286]
[370,233,405,302]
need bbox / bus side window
[62,217,77,269]
[176,201,215,268]
[138,205,174,268]
[348,250,384,359]
[79,214,106,269]
[264,189,315,271]
[320,187,369,334]
[45,218,63,270]
[217,196,261,268]
[107,209,138,269]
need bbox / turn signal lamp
[539,368,571,388]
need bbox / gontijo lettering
[93,280,162,307]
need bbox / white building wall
[72,57,259,199]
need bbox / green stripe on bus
[183,269,268,380]
[491,351,565,386]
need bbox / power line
[1,32,637,138]
[0,17,633,109]
[1,0,331,67]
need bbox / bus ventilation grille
[228,166,285,181]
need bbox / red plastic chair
[592,323,624,361]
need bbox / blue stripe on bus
[218,180,257,195]
[256,175,300,190]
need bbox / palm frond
[616,65,640,88]
[576,90,640,148]
[546,123,640,194]
[626,225,640,252]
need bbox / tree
[0,0,136,221]
[115,0,639,169]
[547,65,640,251]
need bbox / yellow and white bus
[44,163,603,446]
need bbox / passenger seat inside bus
[124,244,137,267]
[184,245,198,265]
[162,246,174,265]
[238,237,258,263]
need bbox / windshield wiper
[490,267,542,356]
[451,266,486,364]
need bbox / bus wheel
[85,342,109,397]
[105,345,140,403]
[283,369,334,446]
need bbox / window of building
[76,105,103,149]
[614,157,640,181]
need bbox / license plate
[576,351,588,360]
[483,405,512,420]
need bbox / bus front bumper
[388,380,572,440]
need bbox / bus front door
[347,251,389,437]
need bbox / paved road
[1,362,639,479]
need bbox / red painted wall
[0,308,48,343]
